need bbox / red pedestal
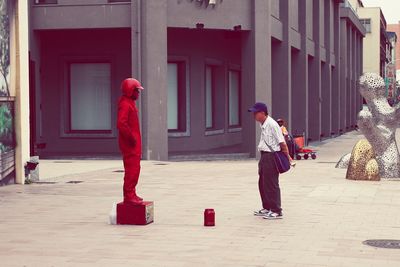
[117,201,154,225]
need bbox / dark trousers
[258,152,282,214]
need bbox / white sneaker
[263,212,283,220]
[254,209,271,216]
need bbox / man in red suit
[117,78,144,204]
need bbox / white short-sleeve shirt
[258,116,285,152]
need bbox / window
[228,70,241,127]
[168,62,187,132]
[360,19,371,33]
[68,63,111,132]
[205,66,215,129]
[168,63,179,130]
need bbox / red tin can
[204,209,215,227]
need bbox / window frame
[60,56,117,138]
[205,64,216,130]
[204,58,225,136]
[360,18,371,33]
[167,56,191,138]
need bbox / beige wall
[388,23,400,74]
[9,1,30,184]
[356,7,381,74]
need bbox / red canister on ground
[204,209,215,227]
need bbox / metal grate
[363,239,400,249]
[33,181,57,184]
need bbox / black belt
[260,151,273,154]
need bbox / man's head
[121,78,144,100]
[277,119,284,127]
[248,102,268,123]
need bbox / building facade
[28,0,365,164]
[348,0,390,78]
[386,31,397,103]
[388,22,400,82]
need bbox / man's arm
[279,142,293,162]
[272,122,293,162]
[117,103,136,146]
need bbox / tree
[0,0,10,96]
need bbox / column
[133,0,168,161]
[291,0,308,137]
[241,0,272,157]
[271,0,291,124]
[14,0,30,184]
[307,0,321,141]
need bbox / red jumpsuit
[117,79,143,203]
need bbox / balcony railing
[0,97,15,186]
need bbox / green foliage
[0,102,13,153]
[0,0,10,96]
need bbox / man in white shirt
[248,102,293,220]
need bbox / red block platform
[116,201,154,225]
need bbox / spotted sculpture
[357,73,400,179]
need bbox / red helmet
[121,78,144,97]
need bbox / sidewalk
[1,131,400,267]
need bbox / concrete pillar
[291,0,308,137]
[351,28,357,128]
[331,3,340,135]
[320,0,332,139]
[271,0,291,124]
[13,0,30,184]
[346,26,352,130]
[339,20,347,134]
[242,0,272,157]
[134,0,168,161]
[307,0,321,141]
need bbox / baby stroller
[292,133,317,160]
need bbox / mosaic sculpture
[357,73,400,179]
[336,153,351,169]
[346,139,380,181]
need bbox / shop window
[228,70,241,127]
[205,65,215,129]
[68,63,111,132]
[168,62,187,133]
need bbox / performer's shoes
[124,196,143,205]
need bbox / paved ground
[2,131,400,267]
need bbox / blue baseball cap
[248,102,268,113]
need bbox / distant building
[388,22,400,82]
[348,0,391,77]
[386,32,397,102]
